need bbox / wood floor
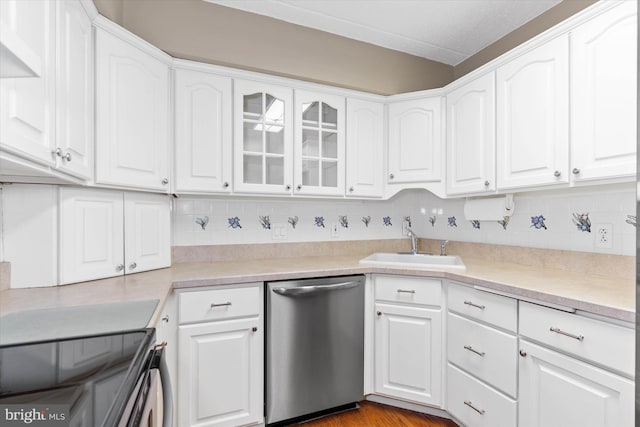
[292,401,459,427]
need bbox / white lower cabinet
[373,275,442,407]
[518,339,633,427]
[177,285,263,427]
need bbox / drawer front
[447,282,517,332]
[447,363,516,427]
[447,312,517,397]
[374,275,441,306]
[519,301,634,376]
[179,285,261,324]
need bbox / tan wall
[93,0,596,94]
[454,0,597,79]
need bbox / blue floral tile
[228,216,242,229]
[428,215,436,227]
[470,220,481,230]
[383,216,392,227]
[530,215,547,230]
[403,216,412,227]
[339,215,349,228]
[315,216,325,228]
[258,215,271,230]
[288,216,298,229]
[362,216,371,227]
[572,213,591,232]
[498,216,510,230]
[195,216,209,230]
[448,216,457,227]
[626,215,637,228]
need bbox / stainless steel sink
[359,252,466,272]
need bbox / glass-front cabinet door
[234,80,293,194]
[294,90,345,196]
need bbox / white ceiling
[206,0,562,66]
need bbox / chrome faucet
[406,227,418,255]
[440,240,449,256]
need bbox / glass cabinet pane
[243,123,263,152]
[266,127,284,154]
[265,95,284,124]
[322,132,337,159]
[243,155,263,184]
[243,93,263,118]
[302,101,320,127]
[265,156,284,185]
[322,161,338,187]
[302,129,319,156]
[302,159,320,186]
[322,103,338,129]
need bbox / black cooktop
[0,329,154,426]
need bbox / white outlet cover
[595,223,613,249]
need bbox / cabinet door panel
[571,1,637,182]
[178,318,263,427]
[96,29,169,191]
[59,188,124,284]
[519,340,633,427]
[55,0,93,180]
[388,97,442,183]
[497,35,569,189]
[124,193,170,274]
[174,69,232,193]
[374,303,442,406]
[345,98,384,197]
[0,0,54,165]
[446,72,495,195]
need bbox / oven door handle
[157,345,173,427]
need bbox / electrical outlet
[271,224,287,240]
[331,222,339,238]
[595,223,612,248]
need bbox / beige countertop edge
[1,256,634,325]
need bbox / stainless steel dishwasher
[266,275,365,425]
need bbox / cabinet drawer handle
[397,289,416,294]
[550,327,584,341]
[210,302,232,308]
[464,345,485,357]
[464,400,485,415]
[463,300,485,310]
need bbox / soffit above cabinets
[205,0,562,66]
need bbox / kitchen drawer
[447,282,517,332]
[519,301,634,376]
[447,312,517,397]
[374,275,441,307]
[179,284,261,324]
[447,363,516,427]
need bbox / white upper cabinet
[233,79,293,195]
[388,96,443,184]
[95,27,170,192]
[0,0,55,165]
[496,34,569,190]
[54,0,93,180]
[174,68,232,194]
[345,98,384,198]
[446,72,496,195]
[570,1,637,183]
[293,90,345,196]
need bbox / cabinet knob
[296,185,302,191]
[162,178,169,185]
[389,173,394,180]
[376,311,382,317]
[63,152,72,162]
[129,262,137,270]
[54,148,72,162]
[519,350,527,357]
[349,187,354,193]
[161,315,169,323]
[223,181,229,188]
[484,180,490,187]
[285,184,292,191]
[115,264,124,272]
[572,168,581,175]
[554,170,561,177]
[252,326,258,332]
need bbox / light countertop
[0,255,635,325]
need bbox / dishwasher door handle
[272,281,360,296]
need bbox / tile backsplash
[173,183,636,256]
